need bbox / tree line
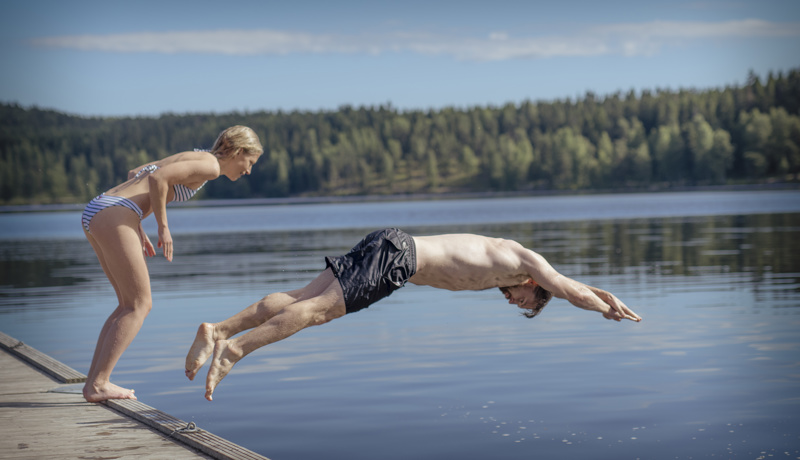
[1,69,799,205]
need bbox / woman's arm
[148,171,173,260]
[146,157,221,261]
[138,222,156,257]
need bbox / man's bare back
[410,234,534,291]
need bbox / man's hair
[522,285,553,319]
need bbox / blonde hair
[211,126,263,159]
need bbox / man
[186,228,641,401]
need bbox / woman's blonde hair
[211,126,263,159]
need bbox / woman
[81,125,263,402]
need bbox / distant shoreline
[2,182,798,214]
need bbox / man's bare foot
[205,339,243,401]
[185,323,218,380]
[83,381,137,403]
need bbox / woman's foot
[83,381,136,403]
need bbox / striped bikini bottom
[82,194,144,233]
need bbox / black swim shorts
[325,228,417,314]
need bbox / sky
[1,0,799,118]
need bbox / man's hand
[597,290,641,322]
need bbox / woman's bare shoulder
[150,151,220,182]
[158,150,215,164]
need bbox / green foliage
[2,69,800,205]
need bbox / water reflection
[1,206,799,460]
[4,213,798,305]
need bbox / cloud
[31,19,800,61]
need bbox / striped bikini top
[135,162,206,203]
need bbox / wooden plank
[0,331,86,384]
[0,332,271,460]
[106,399,270,460]
[0,347,212,460]
[0,331,17,348]
[1,390,214,460]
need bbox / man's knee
[306,302,344,326]
[322,303,346,323]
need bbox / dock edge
[0,331,270,460]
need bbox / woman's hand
[158,226,174,261]
[139,223,156,257]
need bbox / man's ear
[525,278,538,287]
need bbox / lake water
[1,190,799,460]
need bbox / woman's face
[224,151,262,181]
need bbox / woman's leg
[82,207,152,402]
[83,230,123,387]
[185,269,339,380]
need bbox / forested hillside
[1,69,799,205]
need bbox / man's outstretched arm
[579,283,641,322]
[518,246,641,322]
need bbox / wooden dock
[0,331,270,460]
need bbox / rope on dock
[170,421,199,437]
